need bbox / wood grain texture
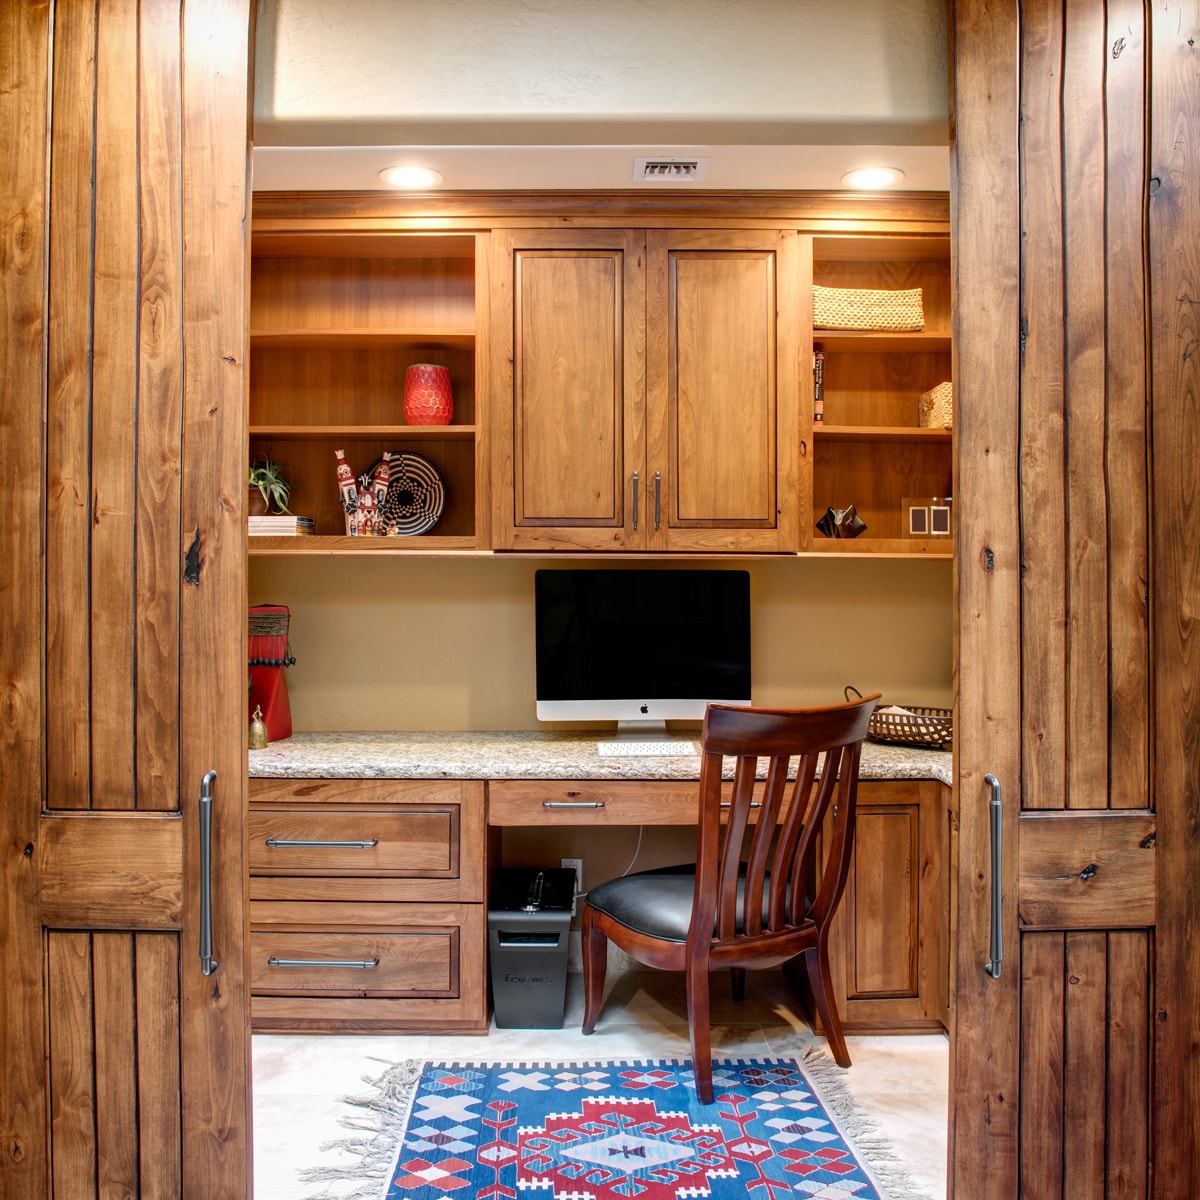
[94,934,139,1197]
[1017,0,1069,815]
[646,229,800,552]
[134,933,183,1200]
[948,0,1024,1191]
[1016,810,1156,929]
[1062,0,1112,811]
[90,0,140,810]
[177,0,255,1193]
[1019,933,1065,1200]
[1,1,51,1191]
[45,0,97,812]
[135,0,185,813]
[1149,2,1200,1194]
[1104,0,1151,815]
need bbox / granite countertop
[249,730,953,786]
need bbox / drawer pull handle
[265,837,379,849]
[542,800,606,809]
[267,956,381,970]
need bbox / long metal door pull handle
[265,837,379,849]
[984,773,1003,979]
[654,470,662,530]
[543,800,605,809]
[199,770,218,977]
[267,956,381,970]
[632,470,639,530]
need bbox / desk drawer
[488,780,701,825]
[250,930,454,997]
[248,808,455,876]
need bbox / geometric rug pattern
[380,1058,885,1199]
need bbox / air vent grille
[633,157,710,183]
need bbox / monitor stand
[612,719,670,741]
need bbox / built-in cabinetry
[248,230,486,551]
[247,778,490,1033]
[247,193,951,560]
[489,227,802,552]
[811,236,953,551]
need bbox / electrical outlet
[561,857,583,889]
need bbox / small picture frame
[903,497,953,539]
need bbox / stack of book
[248,514,315,537]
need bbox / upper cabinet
[490,227,804,552]
[248,193,950,560]
[248,229,487,554]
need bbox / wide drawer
[248,807,456,876]
[487,779,776,825]
[250,929,455,997]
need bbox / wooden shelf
[813,330,951,353]
[252,231,479,260]
[250,424,476,441]
[814,424,951,444]
[247,534,482,556]
[250,328,475,349]
[808,537,952,558]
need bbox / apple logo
[640,704,649,714]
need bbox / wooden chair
[580,693,880,1103]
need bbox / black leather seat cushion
[588,864,774,943]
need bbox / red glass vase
[403,363,454,425]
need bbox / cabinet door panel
[491,229,646,550]
[647,230,802,552]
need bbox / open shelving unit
[248,229,485,555]
[809,234,953,558]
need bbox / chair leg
[730,966,746,1002]
[686,967,715,1104]
[580,906,608,1035]
[803,940,851,1068]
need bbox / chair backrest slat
[690,694,879,955]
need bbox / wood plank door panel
[490,228,647,550]
[950,0,1198,1194]
[1,1,254,1194]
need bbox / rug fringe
[297,1051,936,1200]
[799,1045,935,1200]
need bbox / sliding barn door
[949,0,1199,1195]
[0,1,255,1194]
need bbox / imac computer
[534,568,751,745]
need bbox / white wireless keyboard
[596,740,698,757]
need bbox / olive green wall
[248,555,952,731]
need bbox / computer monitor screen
[534,568,751,732]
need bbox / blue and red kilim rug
[300,1053,925,1200]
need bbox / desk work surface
[249,730,952,786]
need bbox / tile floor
[253,969,949,1200]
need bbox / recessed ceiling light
[841,166,905,189]
[378,166,444,188]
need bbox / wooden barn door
[1,1,255,1194]
[949,1,1199,1195]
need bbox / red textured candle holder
[403,363,454,425]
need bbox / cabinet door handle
[984,773,1003,980]
[542,800,605,809]
[654,470,662,530]
[267,956,380,970]
[199,770,218,977]
[264,837,379,849]
[632,470,639,530]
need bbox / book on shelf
[813,347,825,423]
[248,514,315,536]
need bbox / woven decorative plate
[359,452,445,536]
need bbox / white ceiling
[251,0,950,194]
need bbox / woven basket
[813,285,925,331]
[846,686,953,750]
[918,381,953,429]
[248,607,289,638]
